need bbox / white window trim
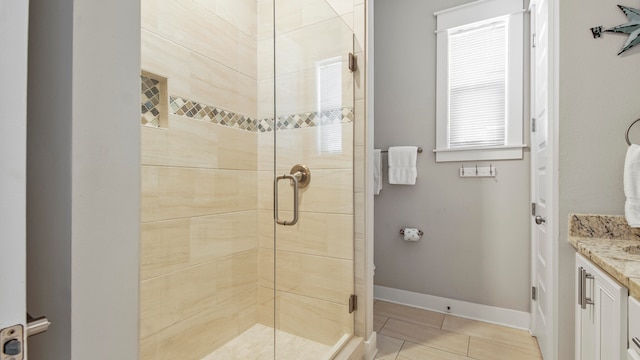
[434,0,525,162]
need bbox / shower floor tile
[202,324,334,360]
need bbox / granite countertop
[568,214,640,299]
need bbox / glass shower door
[272,0,356,357]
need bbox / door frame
[0,0,29,345]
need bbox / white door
[0,0,29,358]
[530,0,555,358]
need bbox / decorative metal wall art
[591,5,640,55]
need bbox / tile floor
[202,324,334,360]
[374,300,543,360]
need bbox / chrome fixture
[274,164,311,226]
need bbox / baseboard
[374,285,530,330]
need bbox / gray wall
[557,0,640,358]
[373,0,531,312]
[27,0,140,359]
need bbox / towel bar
[381,147,423,154]
[626,118,640,146]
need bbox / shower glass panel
[271,0,356,357]
[139,0,354,358]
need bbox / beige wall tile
[325,0,355,16]
[257,77,275,119]
[238,31,258,80]
[257,131,275,171]
[275,0,350,35]
[257,248,274,288]
[276,291,353,345]
[142,288,258,360]
[259,125,353,172]
[261,210,353,259]
[354,99,365,147]
[216,249,258,303]
[141,218,191,280]
[267,167,353,214]
[143,116,258,170]
[140,260,218,338]
[190,211,258,262]
[195,0,257,40]
[139,334,158,360]
[276,17,352,77]
[353,4,365,54]
[301,124,353,170]
[142,115,217,168]
[141,166,160,222]
[275,62,353,116]
[257,39,274,80]
[215,124,258,170]
[353,145,365,193]
[258,286,275,327]
[143,0,238,73]
[301,168,353,214]
[257,0,274,41]
[275,251,353,303]
[189,51,257,119]
[143,167,257,222]
[141,30,191,100]
[257,170,274,210]
[257,210,274,249]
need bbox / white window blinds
[449,20,507,149]
[434,0,524,162]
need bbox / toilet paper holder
[400,228,423,236]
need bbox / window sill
[434,145,526,162]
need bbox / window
[434,0,525,162]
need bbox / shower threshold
[202,323,341,360]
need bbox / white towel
[625,144,640,227]
[374,149,383,195]
[388,146,418,185]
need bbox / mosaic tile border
[170,96,258,132]
[141,75,161,127]
[169,96,353,133]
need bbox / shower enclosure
[140,0,358,358]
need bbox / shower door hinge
[532,286,537,300]
[532,33,536,48]
[349,294,358,313]
[348,53,357,72]
[531,118,536,132]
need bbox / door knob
[535,216,546,225]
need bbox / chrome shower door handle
[274,173,299,226]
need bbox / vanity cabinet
[576,253,628,360]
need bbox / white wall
[557,0,640,358]
[373,0,531,313]
[27,0,140,359]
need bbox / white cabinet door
[576,254,628,360]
